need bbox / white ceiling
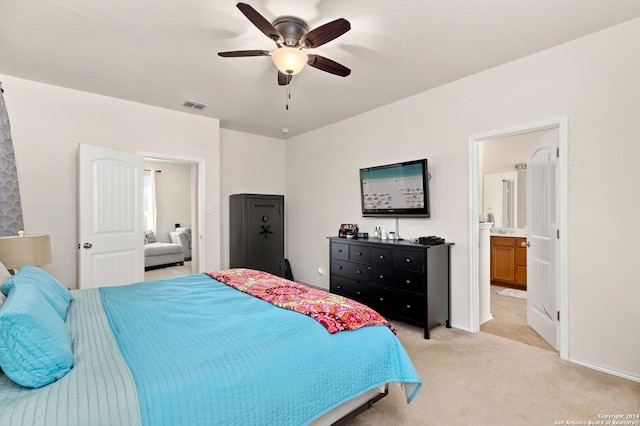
[2,1,640,139]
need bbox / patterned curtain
[0,83,24,236]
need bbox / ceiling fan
[218,2,351,86]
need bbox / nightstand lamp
[0,231,52,275]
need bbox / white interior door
[78,144,144,289]
[526,129,559,349]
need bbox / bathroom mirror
[483,171,527,228]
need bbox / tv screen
[360,159,430,217]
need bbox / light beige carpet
[344,322,640,425]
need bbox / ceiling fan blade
[307,54,351,77]
[236,2,283,43]
[300,18,350,48]
[278,72,293,86]
[218,50,270,57]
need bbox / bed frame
[311,385,389,425]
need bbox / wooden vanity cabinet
[490,236,527,290]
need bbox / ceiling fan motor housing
[273,17,309,47]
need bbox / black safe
[229,194,285,277]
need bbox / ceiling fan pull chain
[286,76,292,110]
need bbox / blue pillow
[0,284,74,388]
[2,265,71,319]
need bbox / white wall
[0,75,221,288]
[285,18,640,378]
[144,160,191,242]
[219,129,285,269]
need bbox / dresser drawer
[398,270,425,294]
[331,242,349,260]
[371,247,394,267]
[391,290,425,323]
[395,249,425,272]
[367,286,425,324]
[349,245,371,263]
[369,266,424,294]
[367,285,395,315]
[330,276,369,304]
[370,266,400,286]
[330,259,371,282]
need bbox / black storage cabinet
[230,194,285,277]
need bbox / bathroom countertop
[490,228,527,238]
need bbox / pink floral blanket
[206,269,395,335]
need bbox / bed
[0,266,421,425]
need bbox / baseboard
[568,356,640,383]
[449,322,471,333]
[297,280,326,291]
[479,314,494,325]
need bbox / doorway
[467,117,568,360]
[139,151,205,279]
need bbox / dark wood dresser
[328,237,453,339]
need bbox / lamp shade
[271,47,308,75]
[0,234,52,270]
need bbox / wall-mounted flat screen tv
[360,159,430,217]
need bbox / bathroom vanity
[490,235,527,290]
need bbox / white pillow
[0,261,10,284]
[0,261,10,308]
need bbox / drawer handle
[379,297,384,301]
[356,291,361,295]
[406,304,411,309]
[336,285,342,289]
[338,249,343,253]
[356,270,362,274]
[337,266,342,270]
[379,274,384,279]
[405,258,411,263]
[406,280,411,284]
[379,255,385,259]
[357,252,362,256]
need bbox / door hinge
[556,147,560,157]
[557,311,560,321]
[557,229,560,239]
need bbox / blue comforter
[100,274,421,425]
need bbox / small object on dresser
[357,232,369,239]
[417,236,445,245]
[338,224,359,239]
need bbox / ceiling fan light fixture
[271,47,307,75]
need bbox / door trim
[138,151,206,273]
[467,117,568,360]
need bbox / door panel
[78,144,144,288]
[245,196,284,276]
[527,129,558,349]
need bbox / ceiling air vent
[183,100,208,110]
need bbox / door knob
[521,241,530,248]
[83,242,93,249]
